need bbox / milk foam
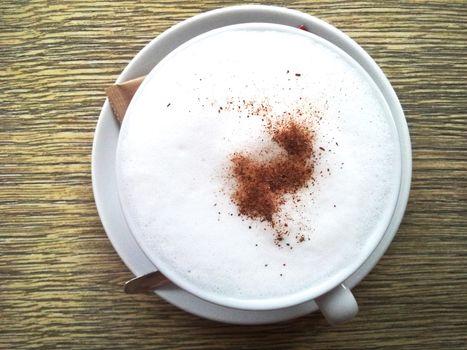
[117,26,401,301]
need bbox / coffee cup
[115,20,410,325]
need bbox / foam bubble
[117,27,400,301]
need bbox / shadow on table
[172,306,332,348]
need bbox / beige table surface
[1,1,466,349]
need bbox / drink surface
[117,25,400,302]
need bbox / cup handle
[315,284,358,325]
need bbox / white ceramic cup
[115,11,411,325]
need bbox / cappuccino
[117,25,400,303]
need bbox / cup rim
[115,8,411,311]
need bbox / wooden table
[1,1,466,348]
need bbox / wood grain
[1,1,466,349]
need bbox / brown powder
[230,119,315,236]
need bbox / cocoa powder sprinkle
[230,119,315,229]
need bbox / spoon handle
[124,271,171,294]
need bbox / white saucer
[91,5,411,325]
